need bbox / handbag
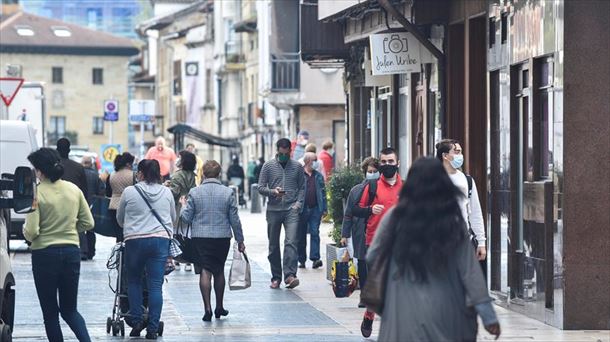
[228,242,251,290]
[133,185,182,259]
[331,249,358,298]
[90,195,118,237]
[174,220,197,264]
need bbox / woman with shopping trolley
[117,159,176,340]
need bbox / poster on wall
[369,32,422,75]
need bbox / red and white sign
[0,77,25,106]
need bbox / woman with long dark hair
[368,157,500,341]
[107,152,135,241]
[24,148,94,342]
[117,159,175,339]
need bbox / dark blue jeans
[32,245,91,342]
[125,237,169,334]
[297,206,323,263]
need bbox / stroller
[106,243,164,337]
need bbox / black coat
[60,157,88,199]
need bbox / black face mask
[379,164,398,178]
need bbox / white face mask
[450,154,464,169]
[311,161,320,170]
[366,171,380,180]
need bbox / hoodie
[116,182,176,239]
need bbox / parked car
[0,166,37,342]
[0,121,38,240]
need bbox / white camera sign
[369,32,422,75]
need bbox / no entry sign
[104,99,119,121]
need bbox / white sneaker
[185,264,192,272]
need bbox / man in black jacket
[81,156,104,259]
[56,138,90,260]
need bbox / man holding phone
[258,138,305,289]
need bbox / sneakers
[298,262,306,269]
[270,279,281,289]
[312,260,323,269]
[285,275,300,289]
[360,316,373,338]
[185,263,192,272]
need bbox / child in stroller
[106,243,164,337]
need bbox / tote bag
[229,243,251,290]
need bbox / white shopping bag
[229,242,251,290]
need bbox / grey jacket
[117,182,176,239]
[180,179,244,242]
[257,158,305,211]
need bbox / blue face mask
[312,161,320,170]
[366,171,380,180]
[450,154,464,169]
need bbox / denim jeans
[297,206,323,263]
[266,208,300,281]
[125,237,169,334]
[32,245,91,342]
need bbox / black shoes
[145,331,158,340]
[129,323,144,337]
[361,317,373,338]
[215,308,229,319]
[312,260,323,269]
[358,301,366,308]
[298,262,306,269]
[202,310,213,322]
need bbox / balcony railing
[225,40,245,64]
[271,53,300,92]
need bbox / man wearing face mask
[435,139,487,271]
[355,148,403,338]
[340,157,379,308]
[297,152,327,269]
[258,138,305,289]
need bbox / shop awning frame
[167,124,241,151]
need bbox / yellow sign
[102,145,120,163]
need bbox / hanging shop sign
[369,32,421,75]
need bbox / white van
[0,121,38,239]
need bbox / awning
[167,124,240,151]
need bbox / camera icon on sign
[383,34,409,54]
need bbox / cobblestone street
[9,209,610,341]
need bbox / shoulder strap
[133,185,171,238]
[465,174,473,199]
[367,179,378,206]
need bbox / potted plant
[325,164,363,281]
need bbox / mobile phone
[278,190,286,194]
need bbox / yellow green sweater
[24,179,94,250]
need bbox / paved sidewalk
[9,208,610,341]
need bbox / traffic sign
[104,99,119,121]
[129,100,155,122]
[100,144,122,173]
[0,77,25,106]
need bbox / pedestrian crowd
[21,132,501,341]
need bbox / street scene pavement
[8,209,610,342]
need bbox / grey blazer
[180,178,244,242]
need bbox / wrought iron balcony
[271,53,300,92]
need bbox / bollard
[250,183,261,213]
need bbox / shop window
[489,18,496,48]
[92,117,104,135]
[52,67,63,84]
[92,68,103,85]
[501,12,508,44]
[533,57,554,180]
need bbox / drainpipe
[377,0,447,136]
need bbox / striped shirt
[180,179,244,241]
[257,158,305,211]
